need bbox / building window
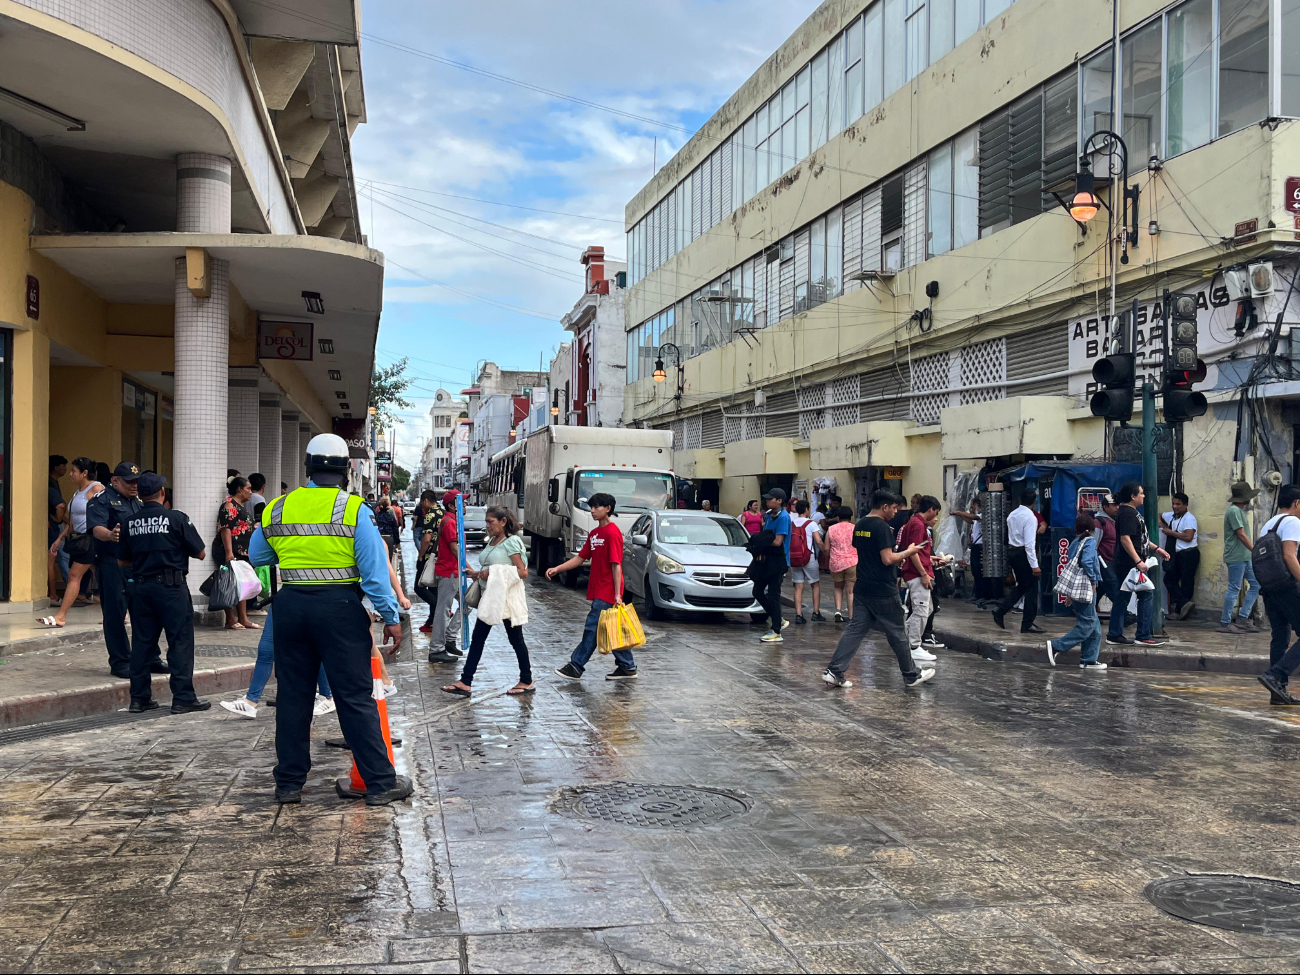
[884,0,907,96]
[1167,0,1215,154]
[930,0,955,64]
[1218,0,1270,137]
[1285,0,1300,115]
[905,0,929,81]
[1121,18,1163,165]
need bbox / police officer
[87,462,165,678]
[249,434,412,807]
[118,472,210,714]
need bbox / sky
[351,0,813,473]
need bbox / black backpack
[1252,515,1299,593]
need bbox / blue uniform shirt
[249,480,399,625]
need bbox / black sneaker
[794,615,806,625]
[444,644,463,657]
[555,663,583,681]
[1135,637,1167,647]
[128,699,160,714]
[811,612,826,622]
[606,666,638,680]
[148,661,171,674]
[274,785,302,804]
[365,775,414,806]
[1259,674,1299,705]
[170,699,211,715]
[1106,635,1134,646]
[427,650,457,663]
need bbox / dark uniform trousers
[129,579,197,705]
[272,584,396,793]
[100,560,161,673]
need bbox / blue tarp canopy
[996,463,1142,528]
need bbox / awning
[31,232,382,425]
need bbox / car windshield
[464,506,487,524]
[575,471,674,512]
[654,515,749,546]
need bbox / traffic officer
[249,433,412,807]
[118,472,210,715]
[87,462,165,678]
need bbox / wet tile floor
[1,555,1299,972]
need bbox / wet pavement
[0,538,1299,972]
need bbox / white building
[559,247,627,427]
[464,363,546,496]
[427,388,467,489]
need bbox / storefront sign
[1286,177,1300,215]
[883,467,907,480]
[257,320,314,361]
[25,276,38,320]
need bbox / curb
[0,661,254,731]
[933,623,1268,676]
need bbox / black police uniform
[118,500,206,707]
[86,477,156,675]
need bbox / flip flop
[225,623,246,630]
[506,685,536,696]
[36,616,63,628]
[440,684,471,697]
[242,622,261,629]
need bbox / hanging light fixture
[653,357,667,382]
[1069,163,1099,224]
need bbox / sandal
[241,622,261,629]
[225,622,246,630]
[506,684,536,696]
[441,683,471,697]
[36,616,63,628]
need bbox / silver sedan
[623,510,762,619]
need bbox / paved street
[0,541,1298,973]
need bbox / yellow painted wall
[49,367,123,482]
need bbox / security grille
[959,338,1007,406]
[701,410,724,448]
[684,414,702,450]
[724,414,744,444]
[910,351,951,426]
[743,411,766,441]
[798,384,828,441]
[860,361,910,421]
[766,391,799,438]
[830,375,861,427]
[670,419,685,452]
[1007,323,1069,396]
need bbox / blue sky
[351,0,812,471]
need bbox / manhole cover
[1146,875,1300,937]
[554,782,750,830]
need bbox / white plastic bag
[229,560,263,602]
[1120,557,1159,593]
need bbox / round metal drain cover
[1146,875,1300,937]
[554,782,750,830]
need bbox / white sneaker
[781,619,791,631]
[822,668,852,688]
[312,694,337,716]
[1080,661,1108,671]
[921,636,946,649]
[906,668,936,687]
[1045,640,1056,666]
[910,646,937,662]
[220,697,258,719]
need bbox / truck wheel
[642,576,665,620]
[532,536,546,573]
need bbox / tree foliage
[370,358,414,432]
[390,464,411,494]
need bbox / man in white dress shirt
[993,488,1045,634]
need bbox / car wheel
[642,576,665,620]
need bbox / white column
[258,397,282,498]
[281,413,300,490]
[173,152,232,597]
[227,368,260,478]
[299,423,312,485]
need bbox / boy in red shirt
[898,495,941,660]
[426,491,463,663]
[547,492,637,681]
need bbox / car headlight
[655,554,685,575]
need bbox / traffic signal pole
[1141,379,1163,635]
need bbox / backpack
[1253,515,1299,593]
[789,519,812,567]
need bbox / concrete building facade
[464,363,547,497]
[623,0,1300,611]
[425,388,467,490]
[559,247,628,428]
[2,0,381,607]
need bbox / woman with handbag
[441,505,533,697]
[40,457,104,627]
[216,477,259,630]
[1046,511,1107,670]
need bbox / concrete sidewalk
[930,597,1271,675]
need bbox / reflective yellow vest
[261,487,365,584]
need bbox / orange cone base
[338,656,397,801]
[335,776,366,800]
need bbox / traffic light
[1090,352,1135,421]
[1162,291,1207,422]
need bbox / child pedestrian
[548,493,637,681]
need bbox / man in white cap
[248,433,411,806]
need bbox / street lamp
[1064,131,1140,266]
[653,342,681,383]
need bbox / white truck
[520,426,676,586]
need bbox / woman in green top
[442,506,533,697]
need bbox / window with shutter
[880,174,904,235]
[842,194,863,289]
[903,160,927,268]
[711,150,723,227]
[1008,90,1044,227]
[978,109,1011,235]
[753,255,767,327]
[701,410,724,448]
[691,167,703,240]
[1041,70,1078,210]
[766,258,780,328]
[720,139,733,221]
[779,259,795,321]
[767,391,799,438]
[861,186,881,274]
[794,230,811,312]
[860,361,911,421]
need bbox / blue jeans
[569,599,636,674]
[246,608,332,703]
[1107,583,1153,640]
[1052,599,1101,663]
[1221,561,1260,624]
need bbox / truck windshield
[575,471,674,512]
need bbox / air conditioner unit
[1249,261,1275,298]
[1224,267,1250,302]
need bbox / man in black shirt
[1106,482,1169,647]
[119,472,209,714]
[823,490,935,690]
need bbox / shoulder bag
[1053,539,1094,603]
[1253,515,1300,593]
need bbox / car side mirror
[547,477,559,503]
[632,534,649,546]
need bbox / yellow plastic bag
[597,603,646,654]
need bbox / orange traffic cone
[335,655,396,800]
